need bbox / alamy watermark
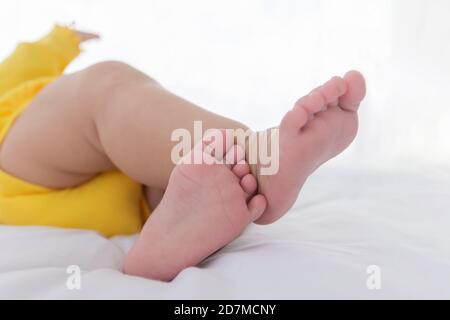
[66,265,81,290]
[366,265,381,290]
[170,121,280,175]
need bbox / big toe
[339,70,366,112]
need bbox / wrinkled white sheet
[1,167,449,299]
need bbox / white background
[1,0,449,171]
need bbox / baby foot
[255,71,366,224]
[124,130,267,281]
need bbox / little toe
[247,194,267,222]
[339,70,366,112]
[240,173,257,195]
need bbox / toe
[280,106,309,136]
[296,91,325,114]
[224,144,245,167]
[317,76,347,107]
[203,129,234,161]
[181,134,213,165]
[247,194,267,222]
[240,173,257,195]
[339,70,366,112]
[327,76,348,96]
[232,161,250,178]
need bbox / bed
[1,167,449,299]
[1,0,450,300]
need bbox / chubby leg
[0,61,249,190]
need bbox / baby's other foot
[124,130,267,281]
[256,71,366,224]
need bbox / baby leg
[0,61,249,191]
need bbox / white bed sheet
[1,167,449,299]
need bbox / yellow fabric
[0,25,150,237]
